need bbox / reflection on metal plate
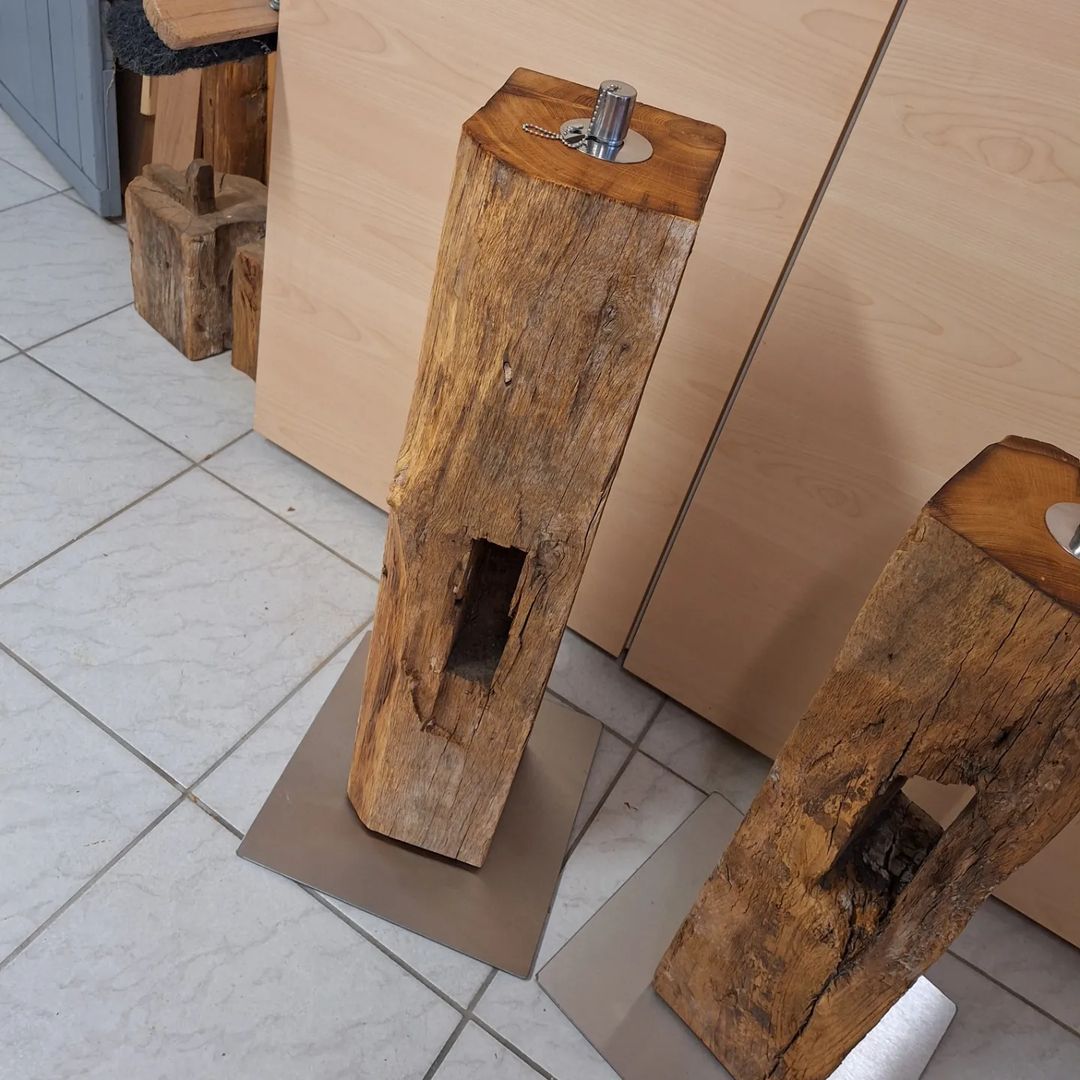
[238,633,602,977]
[1045,501,1080,559]
[539,795,956,1080]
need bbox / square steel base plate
[539,795,956,1080]
[238,633,602,977]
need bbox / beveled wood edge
[463,67,727,221]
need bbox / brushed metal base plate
[238,632,602,977]
[538,795,956,1080]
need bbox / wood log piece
[231,240,264,379]
[201,56,269,183]
[654,436,1080,1080]
[150,69,202,169]
[347,68,725,867]
[140,76,158,117]
[126,160,267,359]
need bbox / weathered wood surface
[231,239,264,379]
[201,56,268,183]
[143,0,278,49]
[655,436,1080,1080]
[127,160,267,359]
[347,68,725,866]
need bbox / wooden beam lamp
[654,437,1080,1080]
[239,69,724,976]
[347,69,725,867]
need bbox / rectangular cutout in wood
[446,539,527,686]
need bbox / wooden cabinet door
[626,0,1080,942]
[253,0,896,654]
[0,1,121,215]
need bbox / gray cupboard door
[0,1,120,215]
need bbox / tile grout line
[197,463,383,586]
[0,187,67,216]
[464,1015,556,1079]
[190,797,475,1017]
[419,1014,472,1080]
[0,611,372,807]
[22,351,207,464]
[0,147,71,193]
[0,641,187,793]
[634,743,711,799]
[8,299,135,355]
[0,796,186,973]
[185,618,373,793]
[563,694,667,866]
[0,464,198,593]
[942,948,1080,1040]
[544,683,659,751]
[420,963,557,1080]
[0,620,375,971]
[190,426,256,464]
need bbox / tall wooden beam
[347,69,724,866]
[654,437,1080,1080]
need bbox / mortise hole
[903,776,976,828]
[822,778,976,902]
[445,539,527,686]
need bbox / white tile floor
[1,107,1079,1079]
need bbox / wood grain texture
[347,70,722,867]
[253,0,895,654]
[231,239,263,378]
[200,56,268,183]
[150,68,202,169]
[143,0,277,49]
[127,162,267,359]
[626,0,1080,941]
[264,52,276,179]
[655,440,1080,1079]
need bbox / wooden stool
[126,159,267,359]
[654,436,1080,1080]
[346,69,725,867]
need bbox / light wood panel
[143,0,277,48]
[254,0,895,653]
[151,69,202,169]
[627,0,1080,941]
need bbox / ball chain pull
[522,79,653,164]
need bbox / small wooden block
[231,239,264,379]
[126,159,267,360]
[150,69,202,170]
[654,437,1080,1080]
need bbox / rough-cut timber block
[231,239,263,379]
[348,68,726,867]
[126,159,267,359]
[654,436,1080,1080]
[201,57,269,183]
